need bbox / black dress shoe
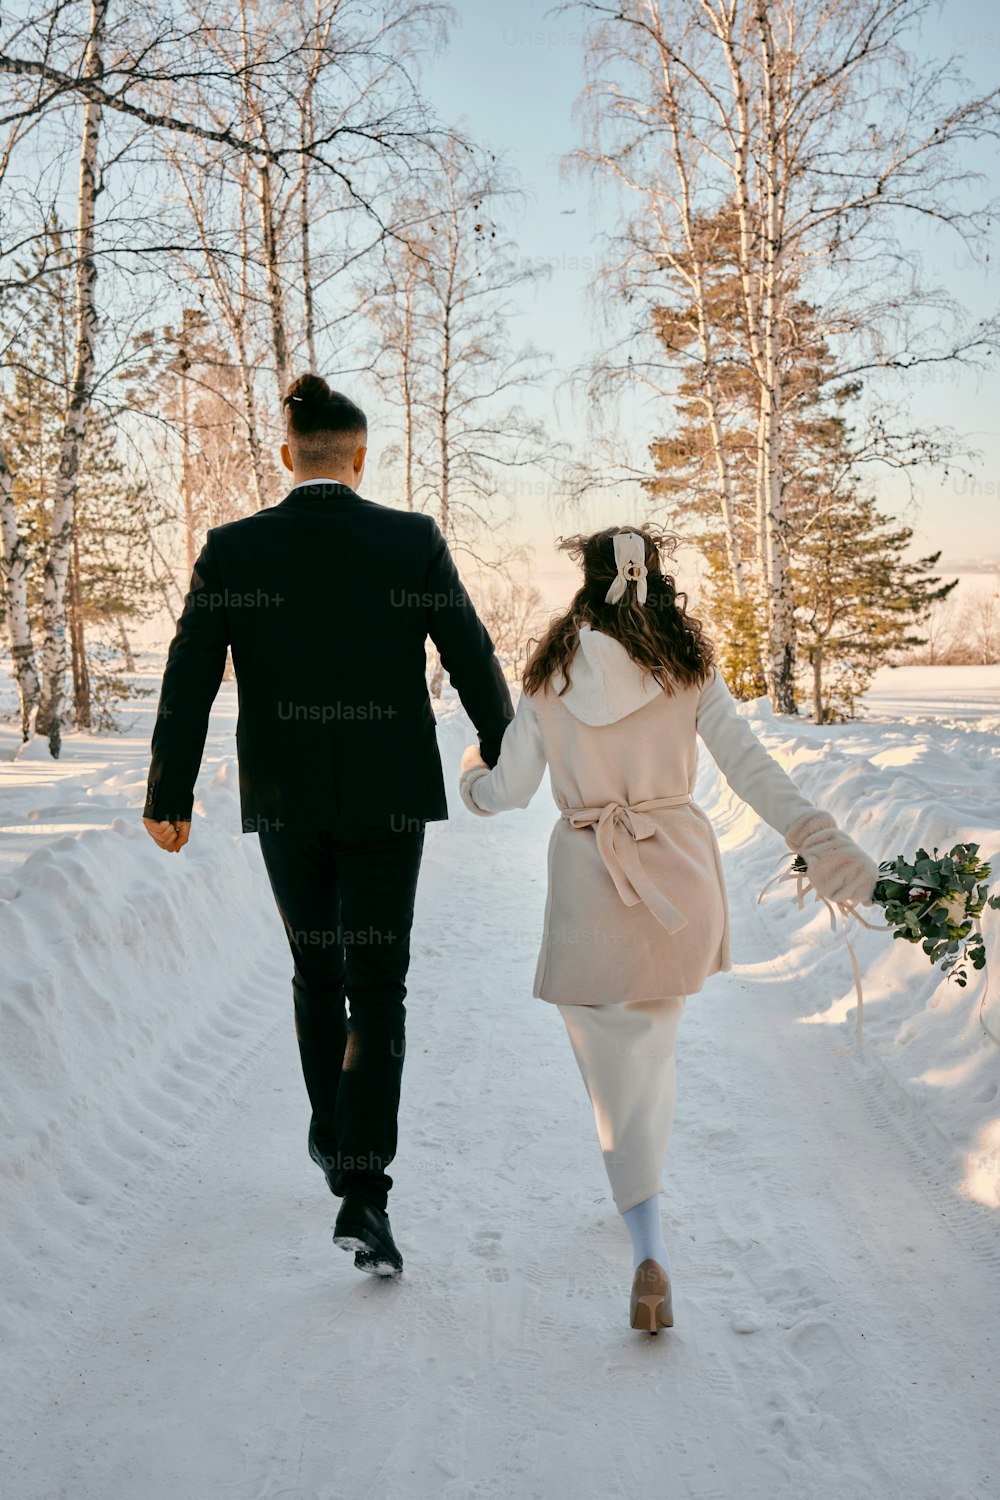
[333,1194,403,1277]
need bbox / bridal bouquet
[866,842,1000,987]
[773,840,1000,1051]
[789,840,999,986]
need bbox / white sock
[622,1193,671,1276]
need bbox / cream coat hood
[551,626,663,727]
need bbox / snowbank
[693,676,1000,1208]
[0,673,288,1400]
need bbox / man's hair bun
[281,372,367,452]
[283,372,332,409]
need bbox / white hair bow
[604,531,648,605]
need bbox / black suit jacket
[145,482,515,836]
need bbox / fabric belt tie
[561,793,694,936]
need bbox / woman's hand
[460,744,488,775]
[458,744,495,817]
[784,810,877,906]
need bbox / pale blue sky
[376,0,1000,605]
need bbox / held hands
[143,818,191,853]
[783,809,877,906]
[458,744,494,817]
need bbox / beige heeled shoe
[630,1258,673,1333]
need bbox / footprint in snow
[469,1229,503,1258]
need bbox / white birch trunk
[705,0,796,711]
[0,436,41,739]
[401,265,417,511]
[238,157,268,509]
[299,90,317,372]
[239,1,288,399]
[298,0,332,376]
[429,244,456,701]
[755,403,769,590]
[756,1,796,713]
[258,139,289,397]
[179,312,196,576]
[657,51,749,602]
[35,0,107,754]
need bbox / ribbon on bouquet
[757,855,1000,1053]
[757,854,890,1054]
[969,911,999,1048]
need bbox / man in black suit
[143,374,514,1276]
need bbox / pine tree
[792,475,957,722]
[699,547,769,700]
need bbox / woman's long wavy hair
[522,525,715,698]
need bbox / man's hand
[143,818,191,853]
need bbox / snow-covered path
[2,667,1000,1499]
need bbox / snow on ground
[857,662,1000,730]
[1,658,999,1500]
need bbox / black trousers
[257,822,426,1212]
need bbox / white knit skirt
[557,994,686,1214]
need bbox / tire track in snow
[691,890,1000,1498]
[754,891,1000,1272]
[1,936,291,1480]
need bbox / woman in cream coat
[459,526,877,1334]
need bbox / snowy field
[1,659,999,1499]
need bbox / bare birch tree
[0,0,284,747]
[165,144,273,509]
[569,0,1000,712]
[0,433,40,738]
[32,0,107,752]
[362,144,553,543]
[471,573,546,681]
[152,0,454,542]
[358,143,556,693]
[960,587,1000,666]
[2,0,454,696]
[361,227,427,510]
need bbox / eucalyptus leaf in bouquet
[869,843,1000,988]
